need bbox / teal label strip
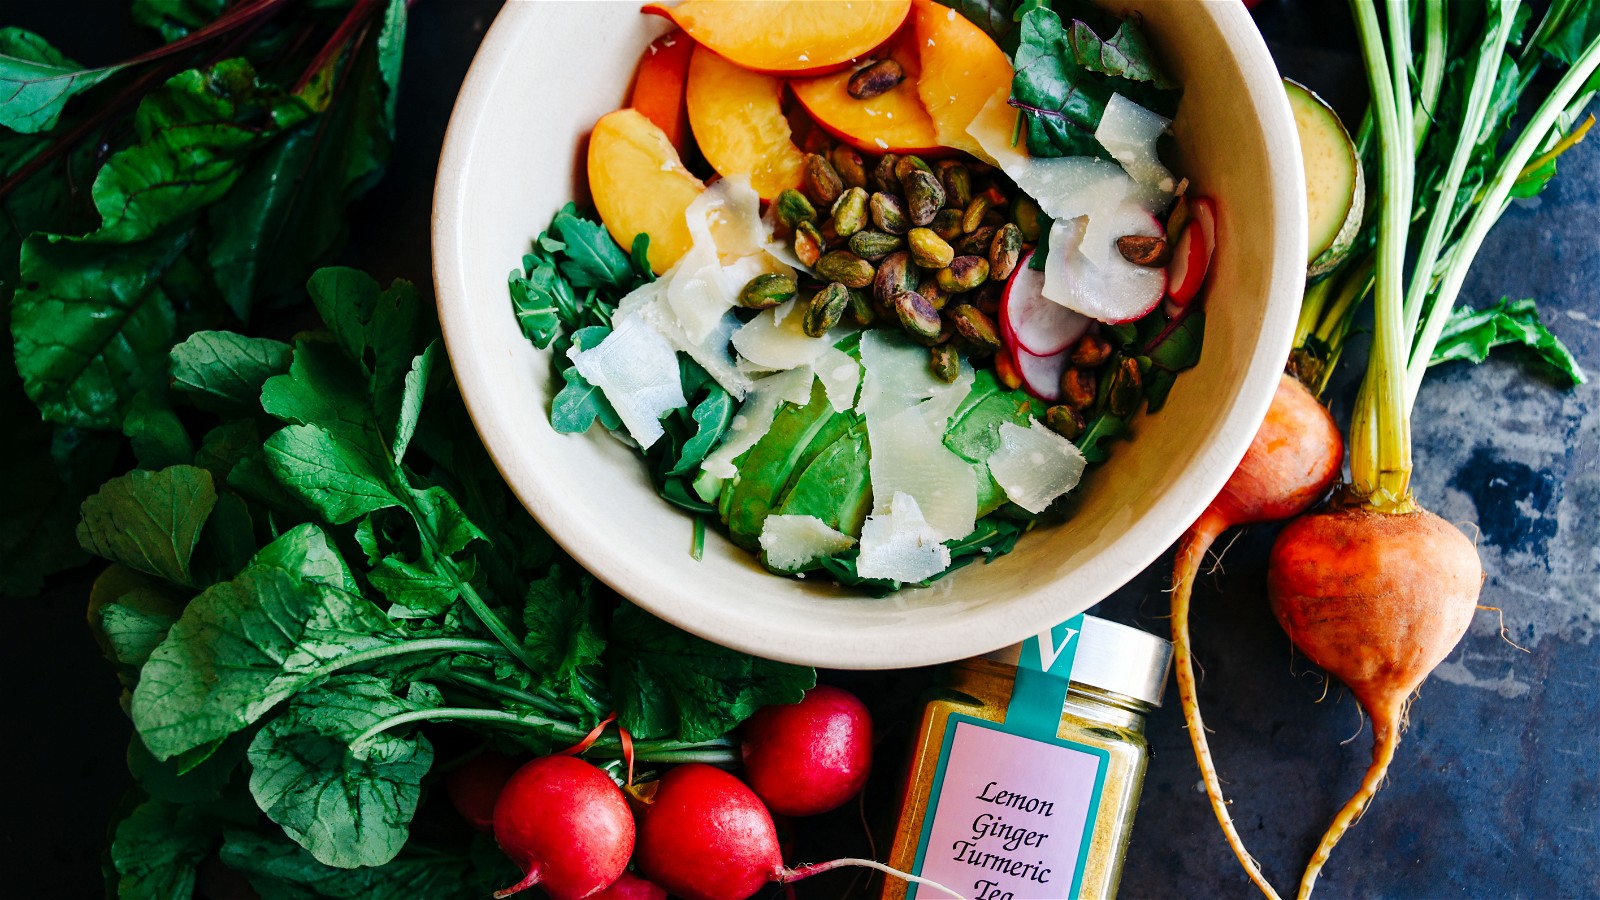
[1004,613,1086,740]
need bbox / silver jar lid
[982,615,1172,707]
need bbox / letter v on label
[1037,624,1080,673]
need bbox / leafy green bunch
[2,0,409,594]
[91,267,813,897]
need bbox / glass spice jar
[882,614,1172,900]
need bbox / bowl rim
[432,0,1305,669]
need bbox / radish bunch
[476,685,953,900]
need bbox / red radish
[1002,250,1090,356]
[446,749,521,833]
[1170,374,1343,900]
[1167,196,1216,305]
[492,756,634,900]
[591,871,669,900]
[637,764,961,900]
[740,685,873,817]
[1015,346,1070,402]
[1268,508,1480,898]
[1042,206,1167,323]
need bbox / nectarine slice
[686,46,806,199]
[630,29,695,154]
[789,25,941,155]
[587,108,705,275]
[645,0,911,75]
[914,0,1013,161]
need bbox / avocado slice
[943,370,1041,517]
[724,378,847,549]
[777,420,872,539]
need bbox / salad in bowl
[508,0,1216,591]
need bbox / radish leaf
[77,465,217,588]
[247,674,435,869]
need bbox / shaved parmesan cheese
[759,514,856,572]
[700,367,815,478]
[665,239,734,344]
[631,295,751,400]
[856,331,977,541]
[1095,93,1175,213]
[987,419,1087,513]
[966,90,1133,241]
[732,299,837,371]
[813,347,862,413]
[855,492,951,583]
[867,404,977,541]
[686,175,768,260]
[856,329,971,423]
[1042,204,1166,323]
[567,315,686,449]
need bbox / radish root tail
[1172,513,1285,900]
[492,865,543,899]
[1296,715,1401,900]
[784,858,966,899]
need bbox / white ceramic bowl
[433,1,1304,669]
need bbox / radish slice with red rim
[1167,196,1215,306]
[1015,346,1070,402]
[1002,250,1091,356]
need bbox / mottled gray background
[2,1,1595,898]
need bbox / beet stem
[1172,510,1284,900]
[783,858,964,899]
[1296,717,1400,900]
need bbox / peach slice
[587,108,705,275]
[789,26,941,155]
[644,0,911,75]
[630,29,696,154]
[914,0,1013,161]
[686,46,806,199]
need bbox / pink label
[911,718,1107,900]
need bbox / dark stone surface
[2,1,1596,898]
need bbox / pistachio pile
[1028,334,1143,442]
[755,144,1045,385]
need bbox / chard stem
[1347,0,1416,511]
[1407,29,1600,408]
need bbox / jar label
[907,715,1109,900]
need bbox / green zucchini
[1286,78,1363,278]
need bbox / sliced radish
[1042,204,1167,324]
[1015,346,1070,402]
[1167,196,1216,306]
[1002,251,1091,356]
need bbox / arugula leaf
[1075,411,1129,463]
[549,325,622,433]
[607,603,814,742]
[509,257,579,349]
[1141,311,1206,412]
[1429,297,1587,385]
[551,203,634,290]
[131,556,402,760]
[669,387,734,476]
[0,28,116,134]
[220,829,508,900]
[77,465,217,588]
[521,566,609,719]
[247,674,435,869]
[170,331,293,412]
[110,798,214,900]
